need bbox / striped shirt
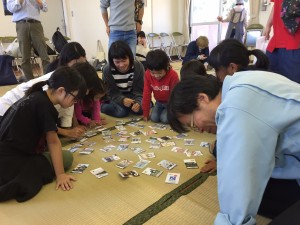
[111,66,134,94]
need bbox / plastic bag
[255,36,269,53]
[96,40,105,61]
[6,38,22,58]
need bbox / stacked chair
[146,32,189,62]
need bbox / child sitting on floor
[142,49,179,123]
[0,67,87,202]
[75,78,107,128]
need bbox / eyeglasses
[67,92,79,102]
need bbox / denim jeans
[267,48,300,84]
[101,100,143,118]
[109,30,137,56]
[150,101,168,124]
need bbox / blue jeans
[101,100,143,118]
[267,48,300,84]
[150,101,168,124]
[109,30,137,56]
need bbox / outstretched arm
[46,131,76,191]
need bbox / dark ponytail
[247,49,269,71]
[25,81,48,96]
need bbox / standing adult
[264,0,300,83]
[7,0,50,81]
[217,0,247,43]
[100,0,144,56]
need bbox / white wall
[63,0,182,60]
[0,0,65,39]
[1,0,271,59]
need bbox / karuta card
[71,163,89,174]
[131,137,141,144]
[183,159,199,169]
[102,154,120,162]
[184,138,195,146]
[161,141,176,147]
[79,148,94,155]
[139,152,156,159]
[171,146,188,153]
[157,160,177,170]
[99,144,115,152]
[119,170,139,178]
[200,142,210,148]
[90,167,108,178]
[115,125,126,131]
[130,147,145,154]
[115,159,133,169]
[165,173,180,184]
[173,133,188,139]
[142,167,163,177]
[117,144,129,151]
[133,159,151,169]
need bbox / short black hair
[108,40,134,70]
[146,49,170,71]
[167,75,222,133]
[137,31,146,38]
[180,59,207,80]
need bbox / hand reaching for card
[200,159,217,173]
[56,173,76,191]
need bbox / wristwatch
[136,20,143,25]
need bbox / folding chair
[146,33,163,51]
[159,32,174,61]
[171,32,189,61]
[244,24,264,48]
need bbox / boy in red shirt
[142,49,179,123]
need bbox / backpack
[0,55,18,85]
[52,27,68,53]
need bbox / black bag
[52,27,68,53]
[0,55,18,85]
[33,44,57,56]
[2,0,13,16]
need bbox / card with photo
[183,159,199,169]
[157,160,177,170]
[119,170,139,178]
[142,167,163,177]
[165,172,180,184]
[90,167,108,178]
[71,163,89,174]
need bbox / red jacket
[142,68,179,117]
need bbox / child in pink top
[142,49,179,123]
[75,78,107,127]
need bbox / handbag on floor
[0,55,18,85]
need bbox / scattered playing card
[200,142,210,147]
[71,164,89,174]
[115,159,133,169]
[79,148,94,155]
[90,167,108,178]
[161,141,176,147]
[133,159,151,169]
[119,170,139,178]
[116,120,125,125]
[131,137,141,144]
[184,139,195,146]
[150,141,161,149]
[142,167,163,177]
[174,133,188,139]
[117,144,129,151]
[165,173,180,184]
[131,147,145,154]
[191,150,203,157]
[171,146,188,153]
[102,130,111,136]
[184,159,199,169]
[157,160,177,170]
[130,130,142,136]
[139,152,156,159]
[115,125,126,131]
[157,136,172,142]
[102,154,120,162]
[99,145,115,152]
[85,131,97,137]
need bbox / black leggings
[258,178,300,219]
